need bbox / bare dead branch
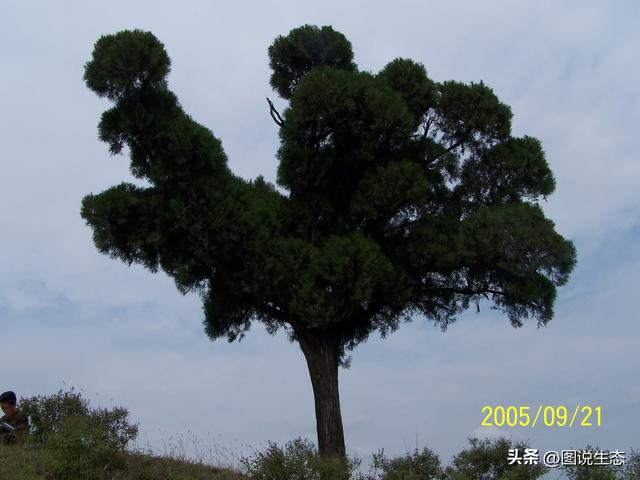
[267,97,284,127]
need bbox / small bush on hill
[241,437,358,480]
[369,446,443,480]
[20,387,89,444]
[17,387,139,479]
[442,437,547,480]
[44,413,127,479]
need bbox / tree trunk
[295,328,346,459]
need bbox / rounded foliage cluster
[84,29,171,100]
[269,24,357,99]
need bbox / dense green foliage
[81,24,576,357]
[268,25,357,100]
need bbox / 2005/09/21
[481,405,602,428]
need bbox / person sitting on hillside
[0,391,30,445]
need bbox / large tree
[81,26,576,459]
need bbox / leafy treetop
[81,26,576,366]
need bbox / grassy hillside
[0,444,246,480]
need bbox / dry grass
[0,442,247,480]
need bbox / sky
[1,0,639,476]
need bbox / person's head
[0,391,17,415]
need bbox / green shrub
[17,388,139,480]
[369,447,443,480]
[20,387,138,449]
[241,437,358,480]
[562,445,636,480]
[443,437,547,480]
[86,405,139,450]
[44,414,126,479]
[20,387,89,444]
[625,450,640,480]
